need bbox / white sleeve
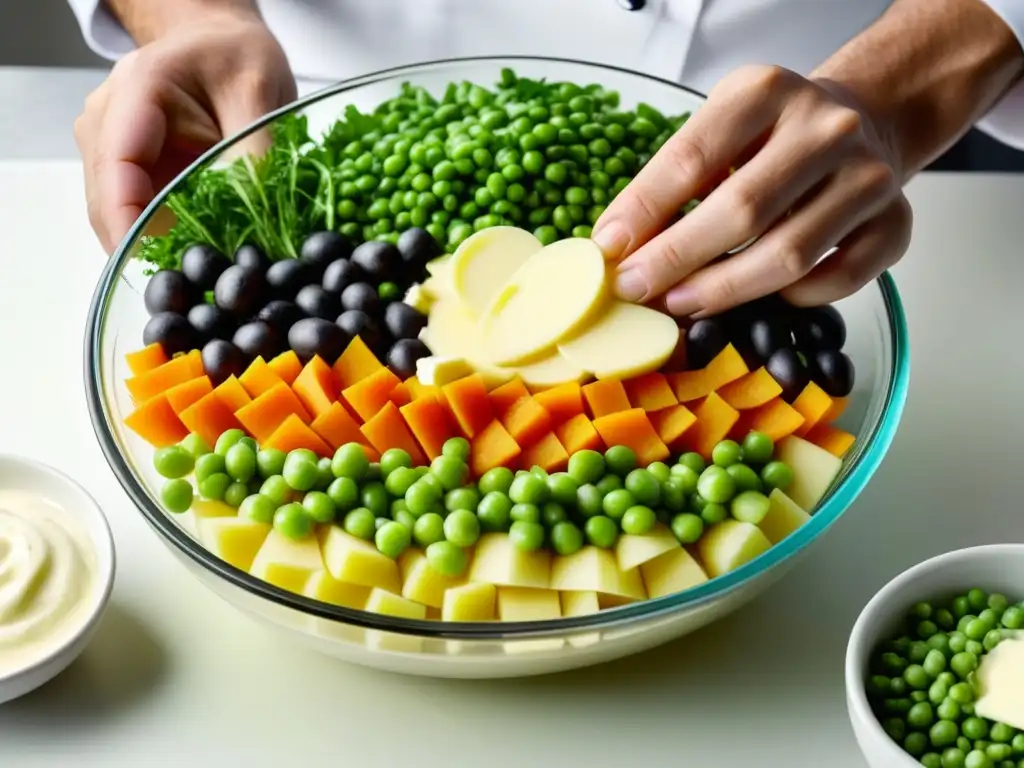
[66,0,136,60]
[975,0,1024,151]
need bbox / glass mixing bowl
[85,57,910,679]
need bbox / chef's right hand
[75,8,296,254]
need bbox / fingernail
[666,283,702,317]
[592,220,630,261]
[614,268,647,303]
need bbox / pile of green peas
[329,68,692,250]
[868,589,1024,768]
[153,427,794,581]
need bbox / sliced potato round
[450,226,542,317]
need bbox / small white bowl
[0,455,115,705]
[846,544,1024,768]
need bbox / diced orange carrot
[235,382,312,442]
[264,413,332,457]
[434,386,459,433]
[469,420,522,477]
[591,408,669,466]
[268,350,303,385]
[310,401,365,452]
[442,374,493,438]
[747,398,805,442]
[239,357,285,399]
[555,413,603,455]
[212,375,251,413]
[804,422,856,458]
[792,381,834,437]
[125,343,169,376]
[728,410,758,441]
[582,379,631,419]
[343,367,401,422]
[360,401,427,466]
[125,350,203,402]
[679,392,741,459]
[501,396,552,447]
[520,432,569,473]
[716,367,783,410]
[623,372,677,412]
[164,375,214,414]
[179,391,245,448]
[292,356,339,419]
[389,381,412,408]
[667,344,749,403]
[489,379,531,419]
[532,382,584,425]
[400,395,458,461]
[823,396,849,423]
[647,404,697,449]
[333,336,384,389]
[405,376,436,401]
[124,394,189,447]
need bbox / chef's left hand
[592,65,913,315]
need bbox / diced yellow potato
[303,571,371,609]
[549,546,646,601]
[697,520,772,579]
[420,276,453,302]
[496,587,561,621]
[420,300,515,387]
[558,300,679,380]
[415,355,474,387]
[640,546,709,598]
[319,526,401,593]
[775,435,843,511]
[760,489,812,544]
[597,592,639,609]
[560,590,600,617]
[364,588,427,653]
[249,529,324,594]
[191,499,238,519]
[479,238,607,366]
[442,582,497,622]
[196,516,271,573]
[425,254,453,279]
[514,349,589,388]
[468,533,551,588]
[398,549,465,608]
[450,226,542,317]
[404,283,434,315]
[615,524,681,572]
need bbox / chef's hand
[75,9,296,253]
[592,65,912,315]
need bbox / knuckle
[661,137,710,186]
[820,106,865,144]
[725,185,765,235]
[702,271,744,311]
[775,242,814,280]
[859,160,899,200]
[725,64,789,95]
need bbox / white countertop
[3,67,1024,768]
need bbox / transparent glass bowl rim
[84,55,911,640]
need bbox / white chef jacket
[69,0,1024,149]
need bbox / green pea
[621,505,656,535]
[280,452,317,492]
[259,475,291,506]
[445,487,480,513]
[375,521,411,559]
[965,640,984,656]
[534,225,558,245]
[384,466,419,498]
[405,479,441,517]
[949,682,974,704]
[760,461,794,491]
[223,442,256,483]
[509,520,546,552]
[604,445,638,477]
[904,733,930,757]
[343,507,376,541]
[509,472,548,505]
[568,449,605,484]
[424,540,467,576]
[952,596,971,619]
[584,515,618,549]
[223,481,248,508]
[937,698,961,722]
[331,443,370,481]
[541,502,568,527]
[617,469,657,506]
[724,463,762,493]
[356,481,385,518]
[909,701,936,729]
[546,473,579,506]
[161,478,194,513]
[443,509,480,548]
[697,465,736,504]
[951,652,979,679]
[595,474,622,496]
[963,718,990,741]
[412,512,445,548]
[302,491,336,524]
[153,445,195,479]
[985,743,1011,761]
[477,491,513,532]
[478,466,514,495]
[440,436,470,462]
[574,483,602,518]
[984,628,1005,652]
[551,521,584,556]
[941,748,968,768]
[930,720,961,748]
[378,448,412,477]
[989,723,1015,744]
[740,431,774,464]
[699,501,729,525]
[730,491,771,525]
[677,452,706,474]
[274,502,313,540]
[601,488,635,521]
[711,440,743,468]
[1000,606,1024,629]
[905,664,931,690]
[919,620,940,639]
[510,503,541,525]
[967,589,989,612]
[666,464,698,495]
[199,472,231,501]
[236,493,274,524]
[214,429,247,456]
[884,718,907,742]
[179,433,212,459]
[935,609,957,631]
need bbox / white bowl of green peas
[846,544,1024,768]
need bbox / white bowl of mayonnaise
[846,544,1024,768]
[0,455,115,704]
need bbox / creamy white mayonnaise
[974,634,1024,730]
[0,489,96,677]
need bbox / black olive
[811,349,855,397]
[214,265,267,316]
[765,347,810,402]
[143,312,196,356]
[265,259,310,302]
[201,339,247,385]
[794,305,847,352]
[257,300,306,336]
[387,338,431,379]
[300,231,353,279]
[234,243,270,271]
[321,258,364,294]
[685,318,729,369]
[295,284,341,320]
[350,241,402,282]
[384,301,427,340]
[749,317,792,363]
[143,269,195,316]
[288,317,351,364]
[341,282,381,316]
[233,321,281,361]
[180,244,230,292]
[187,303,236,345]
[396,227,442,270]
[336,309,383,350]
